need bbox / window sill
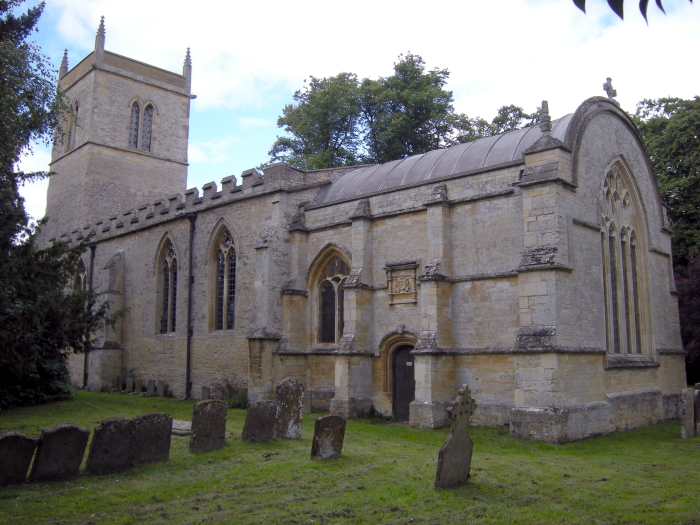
[605,354,658,369]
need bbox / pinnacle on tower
[539,100,552,135]
[184,47,192,67]
[183,47,192,92]
[94,16,105,65]
[59,49,69,79]
[97,16,105,37]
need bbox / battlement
[48,163,355,245]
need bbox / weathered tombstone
[695,390,700,436]
[30,424,89,482]
[310,415,346,460]
[135,379,142,392]
[157,380,165,398]
[681,388,695,439]
[86,417,136,475]
[303,391,312,414]
[0,432,38,486]
[172,420,192,436]
[190,399,228,452]
[147,379,155,395]
[115,375,122,391]
[126,377,134,392]
[133,413,173,464]
[242,401,279,443]
[275,378,304,439]
[202,386,211,400]
[435,385,477,489]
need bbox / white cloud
[188,136,240,165]
[16,147,52,221]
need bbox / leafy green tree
[269,73,361,170]
[448,104,538,146]
[676,254,700,384]
[0,0,116,408]
[633,97,700,270]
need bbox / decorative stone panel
[385,260,419,304]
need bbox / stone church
[44,20,686,443]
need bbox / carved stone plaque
[385,261,418,304]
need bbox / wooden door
[393,345,415,420]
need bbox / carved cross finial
[603,77,617,100]
[539,100,552,135]
[97,16,105,37]
[184,47,192,67]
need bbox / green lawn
[1,391,699,524]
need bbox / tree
[269,73,361,170]
[573,0,693,21]
[676,254,700,384]
[633,97,700,270]
[449,104,538,146]
[0,0,116,408]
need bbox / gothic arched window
[318,256,348,343]
[601,165,650,356]
[213,229,236,331]
[141,104,153,152]
[158,240,177,334]
[129,101,140,148]
[74,259,87,292]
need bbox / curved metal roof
[318,114,573,204]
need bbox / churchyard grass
[1,391,699,525]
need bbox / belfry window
[128,101,154,151]
[213,229,236,330]
[601,165,650,356]
[158,240,177,334]
[318,256,348,343]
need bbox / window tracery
[74,259,87,292]
[129,101,140,149]
[317,256,348,344]
[141,104,153,152]
[213,229,236,330]
[158,240,177,334]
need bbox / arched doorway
[393,345,415,420]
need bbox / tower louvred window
[141,104,153,152]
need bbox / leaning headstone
[126,377,134,392]
[135,379,142,392]
[681,388,695,439]
[147,379,155,395]
[242,401,279,443]
[86,418,136,475]
[133,413,173,464]
[310,415,346,460]
[275,378,304,439]
[157,380,165,398]
[202,386,211,400]
[435,385,476,488]
[0,432,38,486]
[190,399,228,452]
[30,424,89,482]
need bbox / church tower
[44,18,193,239]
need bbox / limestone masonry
[44,20,686,443]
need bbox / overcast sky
[17,0,700,221]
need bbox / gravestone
[435,385,476,488]
[86,417,136,475]
[157,380,165,398]
[126,377,134,392]
[115,376,122,391]
[147,379,155,395]
[0,432,38,486]
[202,386,211,400]
[303,391,312,414]
[190,399,228,452]
[133,413,173,464]
[172,420,192,436]
[695,390,700,436]
[135,379,142,392]
[310,415,346,460]
[30,423,89,482]
[275,378,304,439]
[681,388,695,439]
[242,401,279,443]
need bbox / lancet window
[213,229,236,331]
[74,259,88,291]
[158,240,177,334]
[128,101,154,151]
[601,165,648,355]
[318,256,348,343]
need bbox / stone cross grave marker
[133,413,173,464]
[0,432,38,486]
[310,415,346,460]
[435,385,476,488]
[242,401,279,443]
[275,378,304,439]
[30,423,89,482]
[190,399,228,452]
[86,417,136,475]
[681,388,696,438]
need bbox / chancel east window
[128,101,154,151]
[159,240,177,334]
[318,256,348,343]
[601,165,649,355]
[213,229,236,330]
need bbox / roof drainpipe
[185,213,197,399]
[84,242,97,389]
